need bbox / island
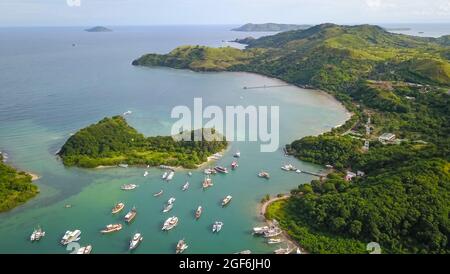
[0,153,39,212]
[231,23,311,32]
[58,116,227,169]
[132,23,450,253]
[84,26,112,32]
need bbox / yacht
[76,245,92,254]
[182,181,190,191]
[281,164,295,171]
[100,224,122,234]
[111,202,125,214]
[161,171,168,180]
[124,207,137,223]
[163,203,174,213]
[233,151,241,158]
[153,189,164,197]
[231,161,238,170]
[166,171,175,181]
[252,226,269,235]
[214,166,228,174]
[212,221,223,233]
[60,230,81,245]
[202,176,213,189]
[258,171,270,179]
[195,206,202,219]
[176,239,189,254]
[120,184,137,190]
[129,233,143,250]
[162,216,179,231]
[221,195,233,207]
[267,238,282,244]
[167,197,176,205]
[30,227,46,242]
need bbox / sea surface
[0,25,349,254]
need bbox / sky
[0,0,449,26]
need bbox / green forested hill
[0,154,39,212]
[133,24,450,253]
[58,116,227,168]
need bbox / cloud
[365,0,396,9]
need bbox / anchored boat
[124,207,137,223]
[129,233,143,250]
[30,226,45,242]
[212,221,223,233]
[121,184,137,190]
[101,224,122,234]
[166,171,175,181]
[60,230,81,245]
[112,202,125,214]
[222,195,232,206]
[153,189,164,197]
[162,216,179,231]
[258,171,270,179]
[231,161,238,170]
[214,166,228,174]
[202,176,213,189]
[176,239,188,254]
[195,206,202,219]
[182,181,190,191]
[76,245,93,254]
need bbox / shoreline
[258,194,308,254]
[27,172,41,181]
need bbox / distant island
[58,116,227,169]
[0,153,39,212]
[132,23,450,254]
[231,23,311,32]
[84,26,112,32]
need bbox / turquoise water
[0,26,348,254]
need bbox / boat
[161,171,168,179]
[123,110,132,116]
[30,227,46,242]
[167,197,176,205]
[124,207,137,223]
[252,226,269,234]
[212,221,223,233]
[100,224,122,234]
[118,163,129,168]
[296,248,302,254]
[153,189,164,197]
[274,246,294,254]
[231,161,238,170]
[214,166,228,174]
[264,227,282,238]
[233,151,241,158]
[188,172,192,176]
[121,184,137,190]
[202,176,213,189]
[258,171,270,179]
[234,250,252,254]
[111,202,125,214]
[65,204,72,208]
[221,195,232,206]
[267,238,282,244]
[76,245,92,254]
[204,168,216,175]
[296,169,301,173]
[176,239,188,254]
[60,230,81,245]
[144,171,149,177]
[281,164,295,171]
[163,203,173,213]
[162,216,179,231]
[166,171,175,181]
[182,181,190,191]
[195,206,202,219]
[129,233,143,250]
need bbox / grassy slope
[58,116,228,168]
[0,154,39,212]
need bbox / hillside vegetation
[58,116,227,169]
[133,24,450,253]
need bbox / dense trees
[0,154,38,212]
[59,116,228,168]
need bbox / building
[345,171,357,181]
[378,133,396,143]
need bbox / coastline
[258,194,308,254]
[27,172,41,181]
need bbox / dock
[243,84,291,90]
[298,170,326,178]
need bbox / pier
[299,170,326,178]
[243,84,291,90]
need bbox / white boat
[296,248,302,254]
[195,206,202,219]
[222,195,232,206]
[252,226,269,234]
[60,230,81,245]
[124,207,137,223]
[212,221,223,233]
[76,245,92,254]
[30,227,46,242]
[235,250,252,254]
[144,171,149,177]
[129,233,143,250]
[182,182,190,191]
[233,151,241,158]
[264,227,282,238]
[112,202,125,214]
[123,110,132,116]
[167,197,176,205]
[121,184,137,190]
[163,203,174,213]
[274,246,294,254]
[101,224,122,234]
[166,171,175,181]
[281,164,295,171]
[162,216,179,231]
[118,163,129,168]
[153,189,164,197]
[267,238,282,244]
[296,169,302,173]
[258,171,270,179]
[161,171,168,180]
[176,239,188,254]
[202,176,213,189]
[188,172,192,176]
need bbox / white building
[378,133,396,143]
